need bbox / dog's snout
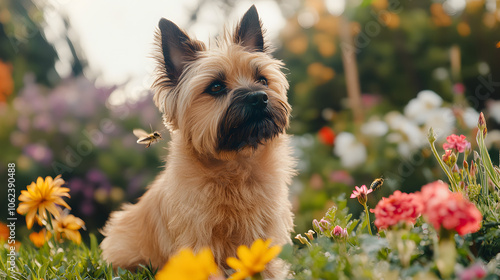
[247,91,268,108]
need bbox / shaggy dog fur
[100,6,295,278]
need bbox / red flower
[442,134,470,153]
[318,127,336,146]
[370,191,423,230]
[350,185,372,205]
[420,181,482,236]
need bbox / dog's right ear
[156,18,204,85]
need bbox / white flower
[404,90,443,124]
[361,119,389,137]
[488,101,500,124]
[385,111,426,157]
[462,107,480,129]
[423,107,455,141]
[333,132,367,168]
[485,130,500,149]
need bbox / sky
[43,0,288,104]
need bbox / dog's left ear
[234,5,265,52]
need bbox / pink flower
[442,134,470,153]
[332,225,343,236]
[459,263,487,280]
[420,181,482,236]
[350,185,372,205]
[331,225,348,238]
[370,191,423,230]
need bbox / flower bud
[463,160,469,171]
[473,151,480,161]
[312,219,321,233]
[319,219,331,232]
[357,193,368,205]
[469,161,477,179]
[478,112,487,137]
[478,112,486,130]
[442,150,456,168]
[428,127,436,143]
[295,234,308,245]
[305,230,315,241]
[459,181,465,190]
[332,225,343,237]
[341,228,348,238]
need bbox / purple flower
[17,116,30,132]
[33,113,53,132]
[23,144,53,165]
[80,199,95,216]
[86,168,106,184]
[68,178,85,193]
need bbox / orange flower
[0,222,8,242]
[29,229,51,247]
[370,191,423,230]
[0,60,14,103]
[420,181,482,236]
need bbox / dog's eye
[257,77,268,87]
[206,81,226,95]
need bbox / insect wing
[133,129,151,144]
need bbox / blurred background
[1,0,500,238]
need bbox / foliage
[285,116,500,279]
[0,234,157,279]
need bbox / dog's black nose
[247,91,268,108]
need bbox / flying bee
[370,177,384,191]
[133,126,163,148]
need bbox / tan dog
[100,5,294,278]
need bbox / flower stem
[45,210,58,245]
[363,203,373,235]
[429,136,459,192]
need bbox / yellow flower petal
[17,175,71,228]
[226,239,282,279]
[227,257,245,271]
[156,247,221,280]
[25,209,37,229]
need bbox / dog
[100,5,295,278]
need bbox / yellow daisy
[29,229,51,247]
[227,239,282,280]
[156,247,221,280]
[17,175,71,229]
[52,209,85,245]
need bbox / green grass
[0,234,157,279]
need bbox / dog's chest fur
[153,134,294,267]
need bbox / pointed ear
[157,18,204,84]
[234,5,265,52]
